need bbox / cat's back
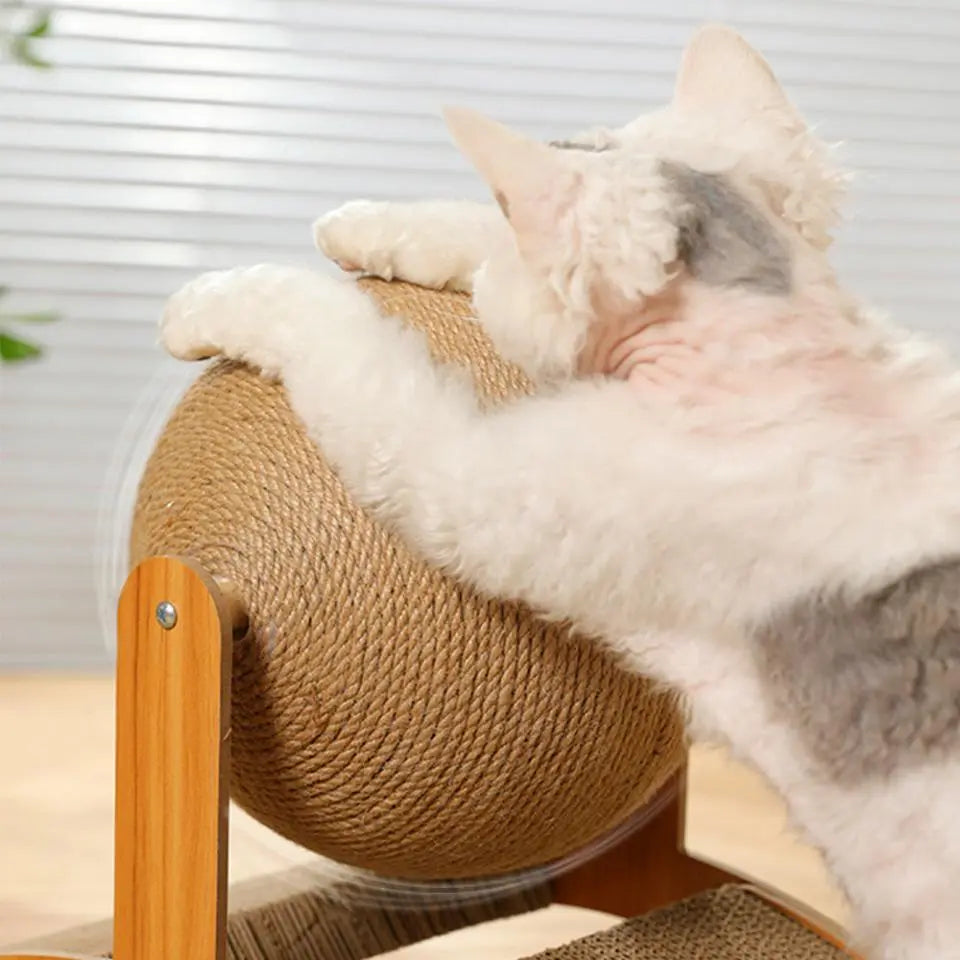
[755,558,960,785]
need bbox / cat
[160,25,960,960]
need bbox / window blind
[1,0,958,666]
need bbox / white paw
[159,269,233,361]
[313,200,401,279]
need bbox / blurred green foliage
[1,4,57,363]
[0,287,59,361]
[7,5,51,67]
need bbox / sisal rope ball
[130,278,685,879]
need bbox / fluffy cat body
[161,26,960,959]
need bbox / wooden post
[553,775,737,918]
[112,556,234,960]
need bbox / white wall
[1,0,958,667]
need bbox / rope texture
[131,278,685,879]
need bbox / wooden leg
[552,774,737,917]
[112,556,234,960]
[553,772,861,956]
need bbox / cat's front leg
[314,200,508,293]
[159,263,375,377]
[160,263,647,637]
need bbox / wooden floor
[0,674,848,948]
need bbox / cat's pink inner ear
[672,24,803,133]
[443,106,578,251]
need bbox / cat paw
[314,200,471,290]
[159,264,368,377]
[313,200,402,278]
[159,269,234,361]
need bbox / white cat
[160,26,960,960]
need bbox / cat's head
[447,25,848,382]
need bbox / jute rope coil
[131,278,685,879]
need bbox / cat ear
[443,106,580,253]
[673,25,804,135]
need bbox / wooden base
[555,785,860,956]
[553,777,737,918]
[1,554,855,960]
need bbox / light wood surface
[686,744,849,926]
[113,557,232,960]
[0,672,848,949]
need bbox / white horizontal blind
[1,0,958,667]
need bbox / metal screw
[155,600,178,630]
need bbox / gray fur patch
[755,560,960,784]
[659,160,791,294]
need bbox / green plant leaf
[11,35,51,68]
[0,309,59,324]
[26,9,52,38]
[0,331,43,362]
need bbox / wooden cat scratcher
[3,280,857,960]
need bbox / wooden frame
[1,554,856,960]
[553,776,737,918]
[112,557,234,960]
